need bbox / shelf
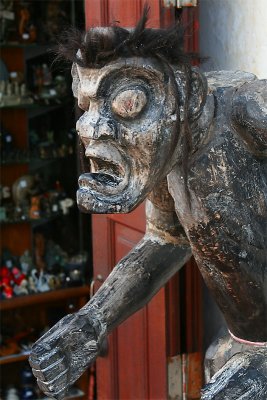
[0,100,66,111]
[0,351,30,365]
[1,212,67,227]
[1,154,74,167]
[0,42,49,49]
[0,43,51,60]
[0,286,90,311]
[1,157,30,165]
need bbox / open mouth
[78,144,128,195]
[90,157,123,186]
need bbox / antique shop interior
[0,1,92,399]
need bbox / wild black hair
[55,5,197,68]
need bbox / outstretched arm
[29,184,191,399]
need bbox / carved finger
[36,369,69,399]
[29,345,63,370]
[30,355,66,382]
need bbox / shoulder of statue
[231,78,267,157]
[204,70,257,92]
[203,71,267,157]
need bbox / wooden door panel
[117,310,149,399]
[109,203,146,232]
[114,218,167,399]
[114,223,144,259]
[85,0,162,28]
[94,208,167,399]
[116,292,167,400]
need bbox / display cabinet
[0,1,91,399]
[0,287,90,399]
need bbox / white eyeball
[112,89,147,119]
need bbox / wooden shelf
[0,100,66,111]
[0,286,90,311]
[1,154,73,167]
[42,388,85,400]
[1,211,67,227]
[0,351,30,365]
[0,42,49,49]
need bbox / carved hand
[29,308,106,399]
[201,348,267,399]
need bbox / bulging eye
[111,89,147,119]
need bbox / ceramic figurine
[13,279,28,296]
[5,387,19,400]
[29,196,40,219]
[20,250,33,275]
[59,197,74,215]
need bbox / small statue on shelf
[0,71,33,107]
[5,387,20,400]
[0,184,11,222]
[29,195,40,219]
[20,250,33,275]
[18,2,36,43]
[0,254,28,299]
[0,264,14,299]
[29,9,267,400]
[12,175,35,221]
[13,278,28,296]
[10,173,73,221]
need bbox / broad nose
[76,113,117,145]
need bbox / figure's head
[57,8,207,213]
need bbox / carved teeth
[79,143,128,194]
[89,157,123,183]
[80,172,121,188]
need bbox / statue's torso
[168,71,267,341]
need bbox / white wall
[199,0,267,78]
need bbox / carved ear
[188,68,207,121]
[71,63,80,99]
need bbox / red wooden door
[92,205,169,399]
[85,2,203,399]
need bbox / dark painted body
[169,74,267,342]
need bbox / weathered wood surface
[29,23,267,400]
[168,71,267,343]
[202,346,267,399]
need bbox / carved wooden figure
[29,10,267,399]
